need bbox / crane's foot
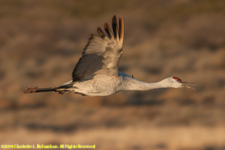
[56,90,69,95]
[23,86,39,94]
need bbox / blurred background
[0,0,225,150]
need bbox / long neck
[119,75,168,91]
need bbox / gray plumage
[23,16,196,96]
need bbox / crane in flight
[23,16,196,96]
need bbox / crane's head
[162,76,197,90]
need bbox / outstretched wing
[72,16,124,81]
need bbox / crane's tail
[23,86,68,94]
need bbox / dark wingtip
[104,22,108,29]
[112,15,117,24]
[97,27,105,38]
[104,22,113,39]
[112,15,118,39]
[23,86,39,94]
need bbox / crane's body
[23,16,196,96]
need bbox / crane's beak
[181,81,199,90]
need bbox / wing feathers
[97,27,105,38]
[112,15,118,39]
[104,23,113,39]
[97,16,124,44]
[72,16,124,82]
[119,17,124,44]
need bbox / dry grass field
[0,0,225,150]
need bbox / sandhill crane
[23,16,196,96]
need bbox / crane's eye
[173,76,182,83]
